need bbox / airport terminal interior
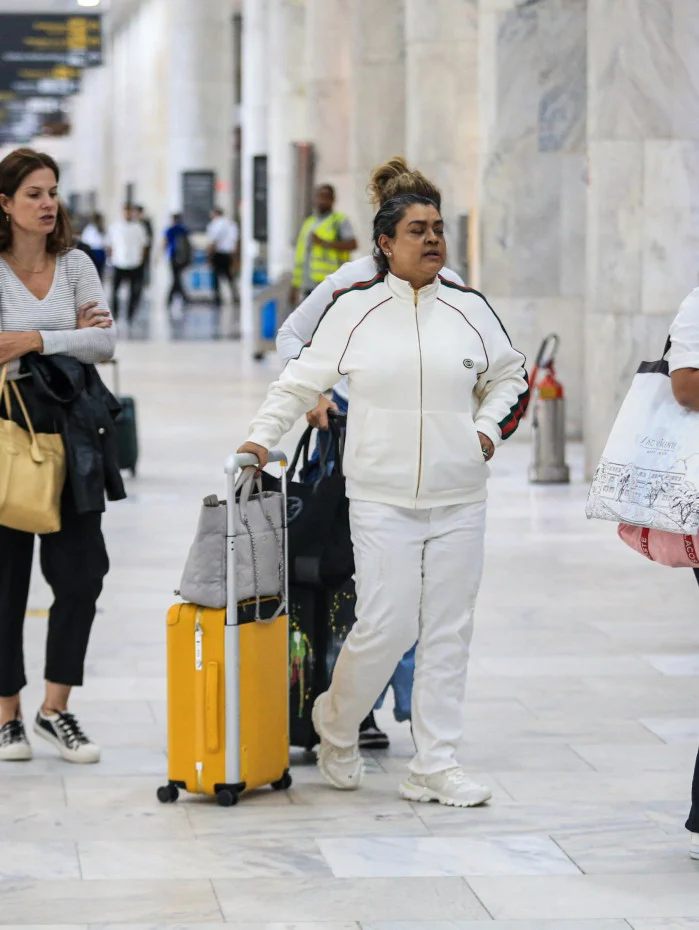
[1,0,699,928]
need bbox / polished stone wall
[585,0,699,471]
[479,0,587,440]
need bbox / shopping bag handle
[0,364,45,463]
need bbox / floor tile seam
[209,877,227,923]
[548,833,585,875]
[489,773,516,800]
[461,874,494,919]
[566,743,600,772]
[636,718,670,745]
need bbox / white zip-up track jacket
[248,271,530,509]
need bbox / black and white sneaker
[0,718,32,761]
[358,712,390,750]
[34,710,100,764]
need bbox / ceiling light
[77,0,101,8]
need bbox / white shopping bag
[586,354,699,533]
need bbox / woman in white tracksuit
[278,158,464,749]
[239,193,529,808]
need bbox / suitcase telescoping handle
[223,450,288,621]
[105,358,121,396]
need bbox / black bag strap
[663,335,671,359]
[288,414,346,483]
[288,426,314,480]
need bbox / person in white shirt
[107,205,147,322]
[206,208,239,306]
[239,192,529,807]
[667,289,699,861]
[80,212,107,279]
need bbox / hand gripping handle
[224,449,287,473]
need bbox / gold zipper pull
[414,289,419,309]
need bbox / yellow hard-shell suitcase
[158,450,292,807]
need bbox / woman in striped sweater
[0,148,116,765]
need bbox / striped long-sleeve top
[0,248,116,378]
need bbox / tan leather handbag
[0,364,66,534]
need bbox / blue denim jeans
[304,391,415,721]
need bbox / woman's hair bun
[367,156,441,210]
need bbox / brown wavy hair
[0,147,73,254]
[367,156,442,210]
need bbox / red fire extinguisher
[528,333,570,483]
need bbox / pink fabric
[618,523,699,567]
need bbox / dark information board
[182,171,215,233]
[0,63,81,97]
[253,154,268,243]
[0,15,102,68]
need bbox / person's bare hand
[77,301,112,329]
[477,432,495,462]
[237,441,269,469]
[0,331,43,365]
[306,395,338,430]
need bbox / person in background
[133,205,153,288]
[81,212,107,279]
[163,213,191,310]
[0,147,120,765]
[206,207,239,307]
[240,193,529,806]
[107,205,147,324]
[289,184,357,307]
[666,287,699,860]
[277,157,466,751]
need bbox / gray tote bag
[179,467,285,615]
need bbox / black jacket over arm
[22,354,126,513]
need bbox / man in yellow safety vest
[290,184,357,306]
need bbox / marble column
[166,0,234,216]
[348,0,406,253]
[585,0,699,473]
[267,0,307,281]
[240,0,269,336]
[304,0,353,212]
[479,0,588,440]
[405,0,478,282]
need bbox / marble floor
[5,337,699,930]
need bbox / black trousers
[167,259,189,305]
[211,252,234,305]
[112,266,143,321]
[0,487,109,698]
[688,568,699,831]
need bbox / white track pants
[316,498,486,775]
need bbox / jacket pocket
[344,407,419,494]
[420,411,487,496]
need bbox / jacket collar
[386,271,440,303]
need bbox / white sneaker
[312,694,363,791]
[34,710,100,764]
[691,833,699,860]
[400,766,492,807]
[0,719,32,761]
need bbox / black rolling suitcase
[106,359,139,476]
[263,416,355,750]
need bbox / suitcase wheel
[216,787,239,807]
[157,783,179,804]
[271,770,293,791]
